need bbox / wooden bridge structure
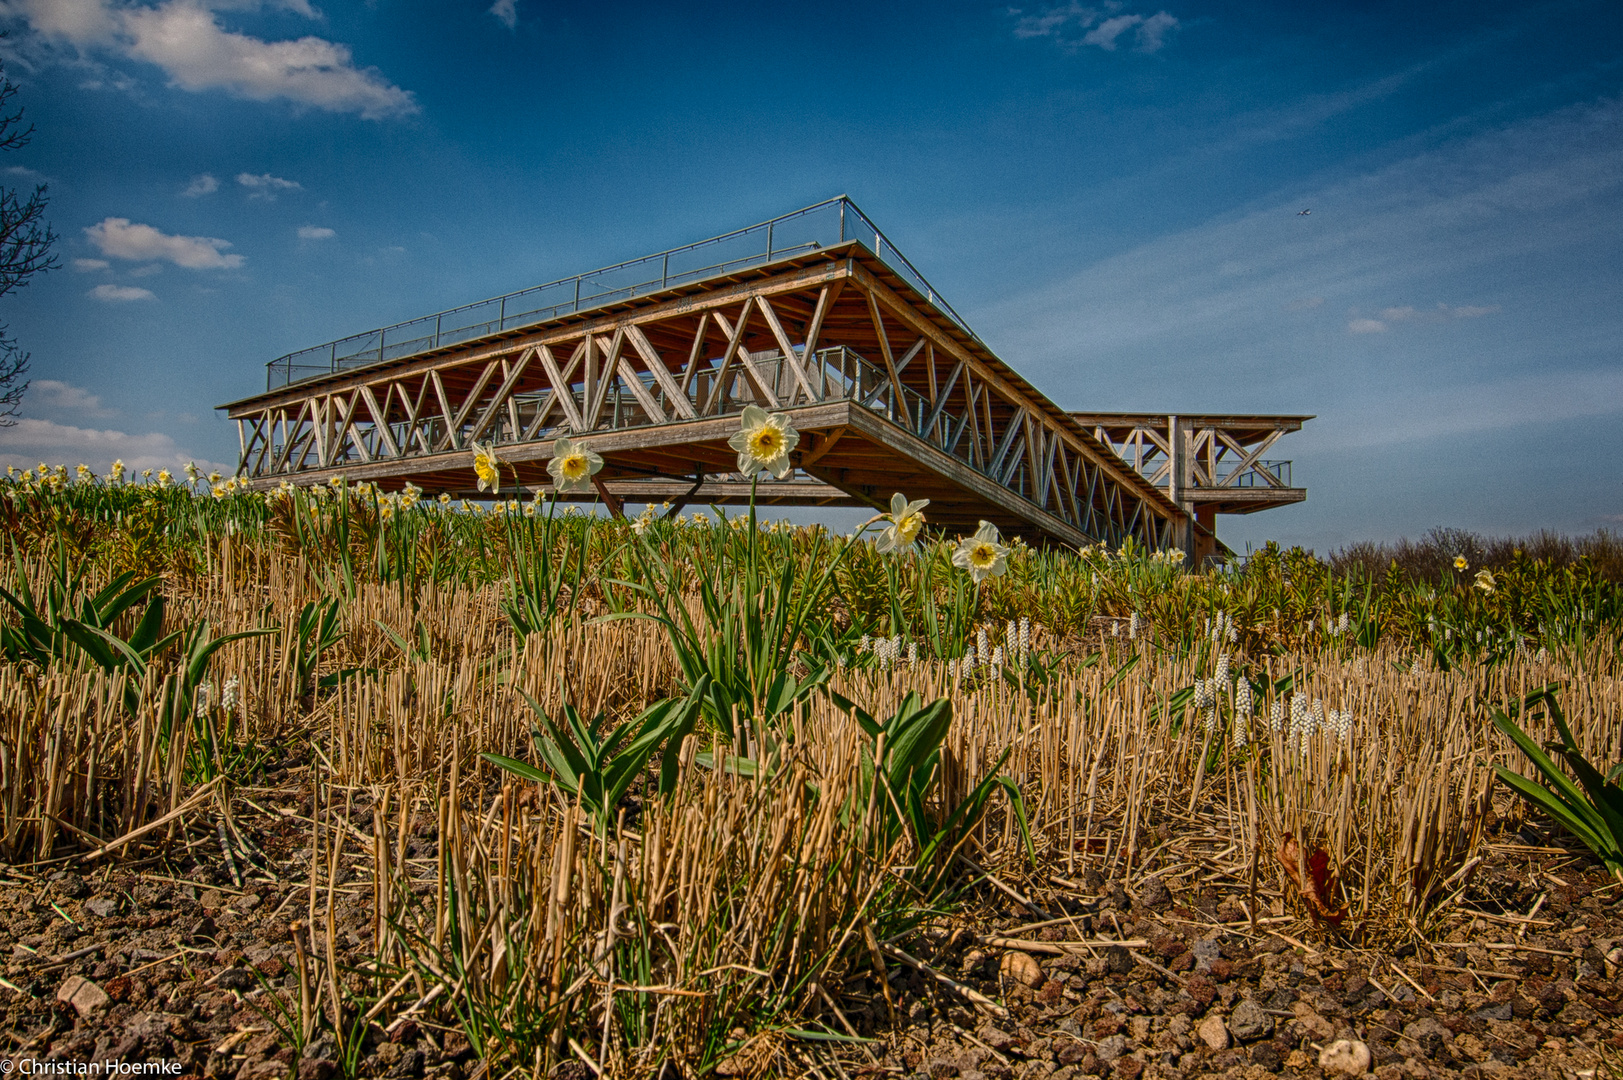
[219,198,1306,553]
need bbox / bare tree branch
[0,52,56,426]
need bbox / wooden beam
[360,384,400,459]
[923,359,964,442]
[430,370,457,451]
[626,324,698,420]
[798,426,847,468]
[755,294,820,405]
[990,406,1025,479]
[681,313,710,398]
[591,475,626,520]
[801,280,842,363]
[1214,428,1283,488]
[537,345,585,431]
[863,287,907,407]
[894,337,926,378]
[467,348,534,444]
[330,389,363,465]
[846,259,1180,522]
[272,399,308,472]
[228,258,853,418]
[615,354,668,424]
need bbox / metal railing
[1227,459,1291,487]
[1141,458,1292,490]
[265,196,979,390]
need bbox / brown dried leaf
[1276,832,1347,925]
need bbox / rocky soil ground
[3,782,1620,1080]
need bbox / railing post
[662,252,669,288]
[767,222,774,259]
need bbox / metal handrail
[265,196,980,390]
[1139,460,1293,489]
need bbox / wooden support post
[591,476,626,520]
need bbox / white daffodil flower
[472,441,503,493]
[952,520,1009,584]
[728,405,799,479]
[547,437,604,493]
[877,492,929,555]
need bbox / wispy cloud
[30,379,115,419]
[6,0,418,120]
[296,224,333,240]
[182,172,218,197]
[237,171,300,199]
[88,283,157,301]
[84,216,243,269]
[0,416,229,474]
[488,0,516,30]
[1347,301,1502,334]
[1011,3,1181,54]
[978,94,1623,456]
[1316,366,1623,451]
[72,257,111,272]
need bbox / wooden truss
[223,245,1184,549]
[1072,413,1311,517]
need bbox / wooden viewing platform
[219,198,1307,553]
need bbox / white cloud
[5,164,47,181]
[237,171,300,199]
[1346,317,1387,334]
[1319,366,1623,451]
[12,0,120,45]
[296,224,333,240]
[182,172,219,196]
[30,379,114,418]
[1012,4,1180,53]
[488,0,516,30]
[9,0,418,120]
[1374,302,1502,326]
[84,216,244,269]
[72,257,111,272]
[1135,11,1177,52]
[88,283,157,301]
[0,416,230,475]
[1083,14,1139,51]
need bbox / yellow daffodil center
[474,453,497,483]
[896,513,923,544]
[1453,555,1467,570]
[559,452,590,480]
[748,427,783,457]
[970,542,998,568]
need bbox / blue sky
[0,0,1618,552]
